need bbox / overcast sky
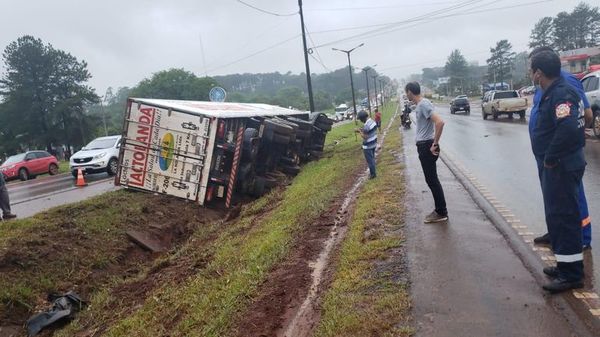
[0,0,583,95]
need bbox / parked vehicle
[70,135,122,177]
[116,99,332,207]
[481,90,528,120]
[450,95,470,114]
[334,103,349,121]
[0,151,59,181]
[582,70,600,138]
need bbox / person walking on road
[0,173,16,221]
[529,50,586,293]
[405,82,448,223]
[529,47,593,250]
[356,110,377,179]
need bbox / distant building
[559,46,600,79]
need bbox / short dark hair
[405,82,421,95]
[528,46,556,58]
[530,50,561,78]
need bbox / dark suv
[450,95,470,115]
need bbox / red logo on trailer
[129,107,155,186]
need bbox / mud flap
[26,291,85,336]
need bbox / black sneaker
[542,277,583,294]
[533,233,551,245]
[424,211,448,223]
[2,213,16,220]
[543,266,559,278]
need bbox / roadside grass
[58,160,70,174]
[58,103,397,337]
[314,115,413,337]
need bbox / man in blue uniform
[529,46,592,249]
[530,50,585,293]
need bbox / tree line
[529,2,600,51]
[0,35,394,157]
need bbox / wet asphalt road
[402,128,585,336]
[6,173,117,218]
[430,101,600,296]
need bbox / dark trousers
[541,162,584,281]
[363,148,376,177]
[0,174,11,216]
[535,155,592,247]
[417,140,447,216]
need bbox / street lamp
[371,74,379,109]
[332,43,364,123]
[362,64,376,116]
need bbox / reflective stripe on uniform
[555,253,583,263]
[582,216,591,227]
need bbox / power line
[305,1,462,11]
[236,0,298,17]
[311,0,552,48]
[204,17,293,71]
[304,23,330,72]
[311,0,486,49]
[206,34,301,73]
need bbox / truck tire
[272,133,291,145]
[492,109,499,120]
[264,119,293,135]
[280,164,301,176]
[315,122,332,131]
[242,128,259,162]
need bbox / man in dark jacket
[0,173,16,221]
[530,50,585,293]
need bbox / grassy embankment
[315,115,413,337]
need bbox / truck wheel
[280,164,301,176]
[315,122,332,131]
[242,128,259,161]
[519,111,526,120]
[272,133,290,145]
[492,109,499,120]
[264,119,293,135]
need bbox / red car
[0,151,59,181]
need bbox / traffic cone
[76,168,87,187]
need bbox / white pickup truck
[481,90,528,120]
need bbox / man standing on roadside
[405,82,448,223]
[374,108,382,132]
[356,110,377,179]
[529,46,593,250]
[530,50,585,293]
[0,173,16,221]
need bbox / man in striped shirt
[357,110,378,179]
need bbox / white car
[70,135,121,177]
[334,104,349,121]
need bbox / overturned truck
[115,98,333,207]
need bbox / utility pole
[298,0,315,113]
[362,67,371,115]
[372,74,378,109]
[379,79,384,106]
[333,43,364,124]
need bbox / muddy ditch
[0,192,229,337]
[232,113,398,337]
